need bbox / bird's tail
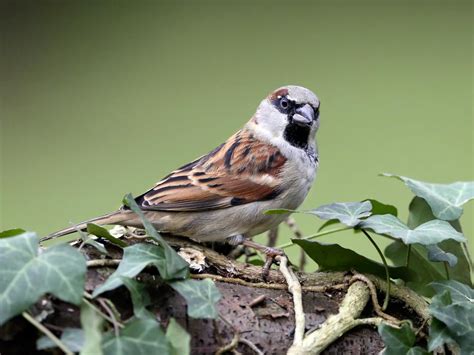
[40,210,130,243]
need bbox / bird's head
[251,85,320,150]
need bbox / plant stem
[360,229,391,310]
[443,262,450,280]
[278,226,351,249]
[82,297,124,328]
[22,311,73,355]
[405,244,412,267]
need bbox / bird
[42,85,321,263]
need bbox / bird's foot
[229,237,285,281]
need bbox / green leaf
[93,243,166,297]
[85,239,109,255]
[360,214,465,245]
[37,328,85,352]
[406,347,430,355]
[428,318,455,352]
[378,323,416,355]
[426,245,457,267]
[429,291,474,337]
[166,318,190,355]
[121,277,154,320]
[407,197,471,286]
[169,279,221,319]
[87,223,127,248]
[0,228,26,238]
[430,280,474,307]
[385,242,445,296]
[366,199,398,217]
[382,174,474,221]
[0,232,86,325]
[102,318,170,355]
[316,219,341,232]
[123,194,189,280]
[293,239,414,281]
[80,300,104,355]
[264,208,295,215]
[309,201,372,227]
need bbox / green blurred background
[1,0,473,265]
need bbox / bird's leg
[227,235,285,280]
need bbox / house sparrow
[42,85,320,261]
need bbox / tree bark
[0,235,429,355]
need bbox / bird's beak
[292,104,314,127]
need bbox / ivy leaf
[366,199,398,217]
[385,242,446,297]
[0,232,86,325]
[430,280,474,307]
[169,279,221,319]
[102,318,170,355]
[86,223,127,248]
[406,197,471,287]
[382,174,474,221]
[429,285,474,354]
[426,245,457,267]
[405,347,430,355]
[93,243,166,297]
[360,214,465,245]
[84,239,108,255]
[123,194,189,280]
[378,323,417,355]
[293,239,414,281]
[264,208,295,215]
[166,318,190,355]
[0,228,26,238]
[37,328,85,352]
[80,300,104,355]
[121,277,154,320]
[309,201,372,227]
[316,219,341,232]
[427,318,456,352]
[430,292,473,337]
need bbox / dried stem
[22,311,73,355]
[277,255,305,347]
[284,217,307,271]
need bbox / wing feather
[135,129,286,211]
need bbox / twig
[248,295,266,307]
[287,281,370,354]
[216,315,241,355]
[22,311,73,355]
[353,317,393,327]
[98,298,120,337]
[215,332,239,355]
[350,274,402,325]
[277,255,305,347]
[360,229,391,310]
[86,259,122,267]
[267,226,279,247]
[365,274,430,322]
[82,297,124,328]
[284,217,307,271]
[239,338,264,355]
[277,226,351,249]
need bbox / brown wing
[135,129,287,212]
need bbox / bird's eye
[279,97,289,110]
